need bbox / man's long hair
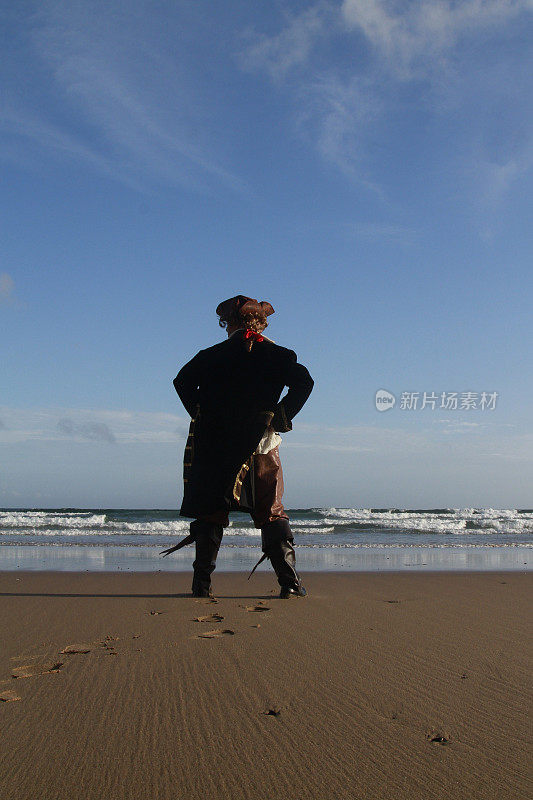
[218,308,268,351]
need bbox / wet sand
[0,570,531,800]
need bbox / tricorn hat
[216,295,275,320]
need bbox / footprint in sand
[264,707,281,717]
[12,662,64,679]
[98,636,120,655]
[245,605,271,613]
[197,629,235,639]
[194,614,225,623]
[60,644,92,655]
[427,731,450,745]
[0,689,22,702]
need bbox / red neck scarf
[244,329,264,343]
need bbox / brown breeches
[198,445,288,529]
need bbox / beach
[1,569,531,800]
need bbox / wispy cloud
[296,72,384,192]
[0,407,189,445]
[240,5,379,186]
[0,107,144,188]
[438,421,484,434]
[240,0,533,207]
[240,4,333,80]
[3,408,524,462]
[284,420,532,462]
[1,1,245,195]
[57,418,116,444]
[285,422,441,454]
[341,0,531,78]
[475,140,533,208]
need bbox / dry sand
[0,570,531,800]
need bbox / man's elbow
[291,364,314,400]
[302,368,314,394]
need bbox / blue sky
[1,0,532,508]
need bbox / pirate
[168,295,314,598]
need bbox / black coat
[173,330,314,519]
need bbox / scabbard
[159,532,196,557]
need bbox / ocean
[0,507,531,572]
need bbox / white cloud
[240,4,332,80]
[297,72,384,190]
[286,422,440,454]
[0,407,189,445]
[0,107,143,188]
[240,4,379,186]
[2,408,522,461]
[341,0,532,77]
[241,1,532,203]
[476,140,533,206]
[284,420,532,462]
[439,421,484,434]
[1,409,531,506]
[57,418,116,444]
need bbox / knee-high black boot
[191,520,223,597]
[261,518,306,598]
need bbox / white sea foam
[291,526,335,534]
[319,508,533,535]
[0,512,107,528]
[218,527,261,537]
[1,509,532,545]
[105,520,191,533]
